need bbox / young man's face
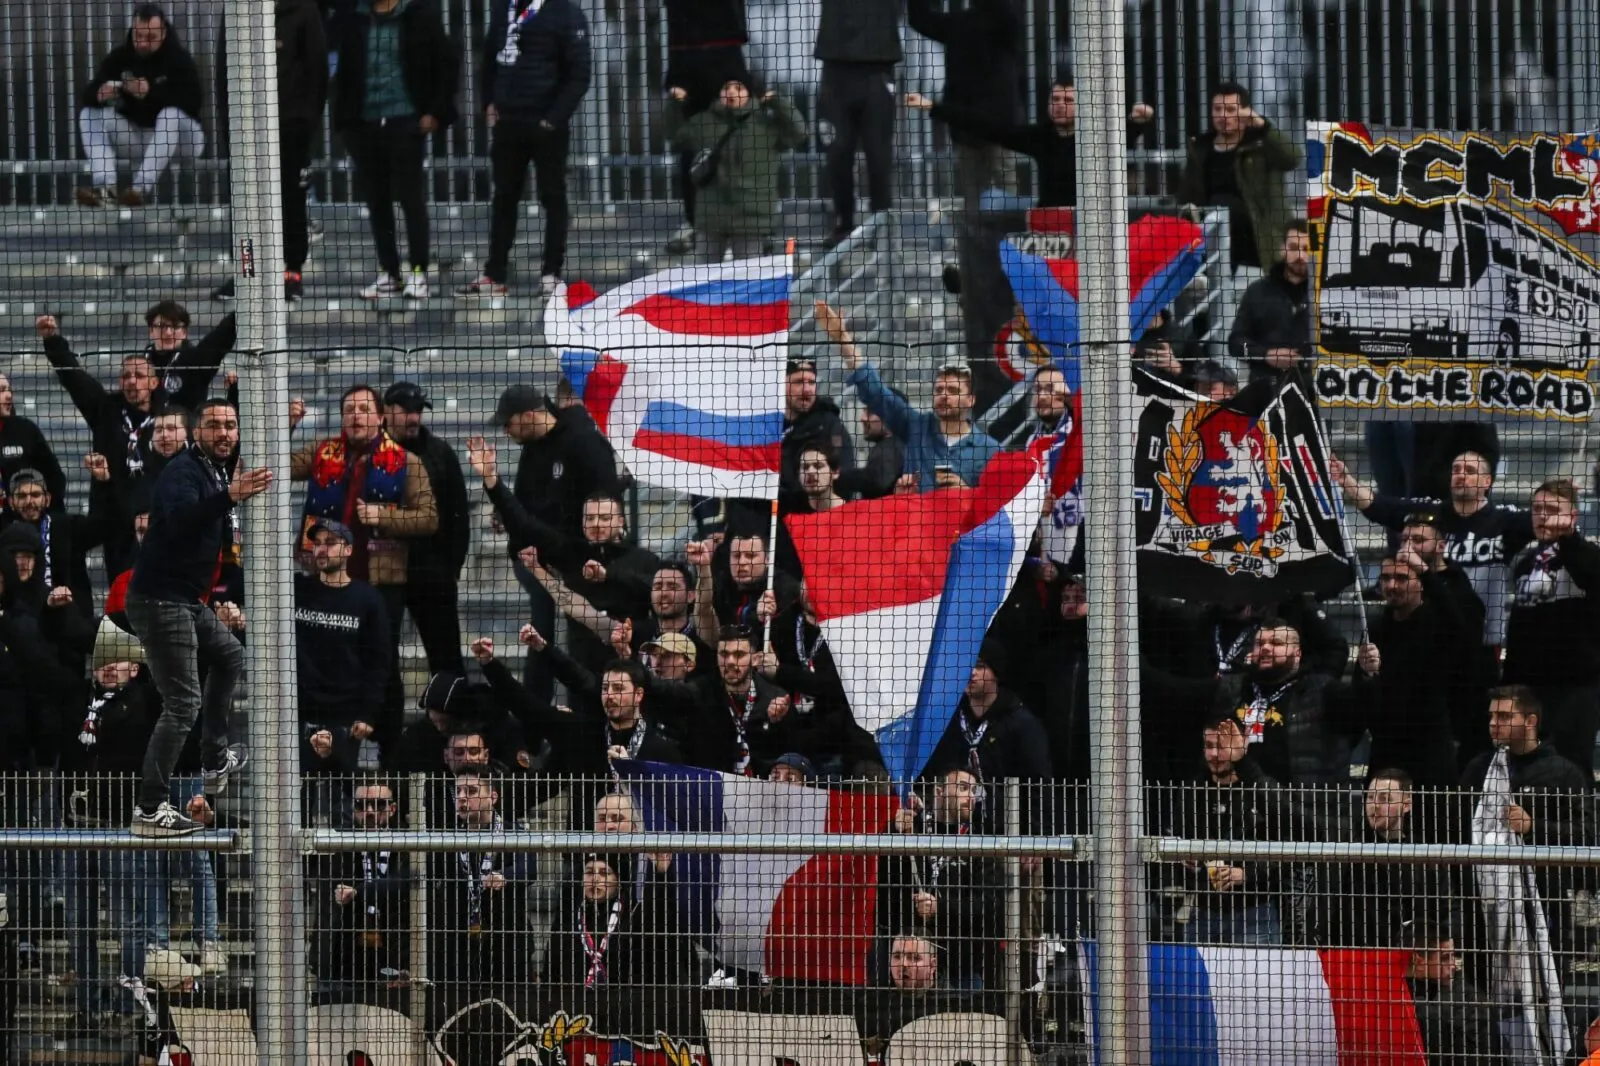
[1449,452,1492,505]
[1531,489,1577,543]
[786,369,817,417]
[1399,523,1443,566]
[194,404,239,463]
[583,859,621,902]
[931,372,973,421]
[131,15,167,56]
[12,551,34,583]
[146,314,188,352]
[311,529,351,574]
[652,650,692,681]
[600,670,643,726]
[650,567,691,619]
[728,537,766,585]
[94,661,139,689]
[964,662,998,707]
[936,771,979,822]
[1281,229,1310,282]
[453,776,498,825]
[720,79,752,110]
[152,413,188,457]
[582,499,625,544]
[0,375,14,417]
[889,937,938,989]
[1048,85,1077,127]
[1202,727,1240,778]
[770,763,808,785]
[1488,697,1535,749]
[594,795,640,833]
[444,734,491,774]
[1211,92,1245,137]
[1378,558,1422,609]
[384,404,424,442]
[1249,625,1301,674]
[718,639,754,688]
[1364,777,1412,836]
[1033,369,1068,421]
[798,451,836,498]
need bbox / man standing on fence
[74,3,205,209]
[456,0,592,298]
[127,398,263,837]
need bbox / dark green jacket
[663,95,807,234]
[1179,122,1301,269]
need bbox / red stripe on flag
[584,357,629,435]
[632,427,782,472]
[1316,948,1428,1066]
[789,451,1039,622]
[623,294,789,337]
[765,790,898,985]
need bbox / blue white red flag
[999,214,1206,390]
[784,452,1048,783]
[1079,943,1428,1065]
[545,256,793,498]
[616,760,896,985]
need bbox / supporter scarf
[726,681,757,775]
[196,449,242,568]
[607,717,648,761]
[578,899,623,988]
[1213,622,1259,674]
[360,850,392,919]
[958,709,989,775]
[37,515,52,589]
[458,814,505,933]
[793,615,822,715]
[302,432,409,570]
[123,406,153,477]
[1239,678,1295,745]
[78,684,116,749]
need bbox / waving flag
[1079,943,1428,1065]
[545,256,793,498]
[785,452,1048,783]
[1000,215,1206,391]
[616,761,896,985]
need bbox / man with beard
[383,382,469,678]
[311,775,410,1006]
[293,384,438,761]
[789,446,846,516]
[474,640,681,777]
[1363,547,1480,786]
[1315,770,1440,950]
[690,530,800,634]
[126,398,265,837]
[296,519,390,777]
[780,357,854,495]
[884,768,1003,989]
[0,469,105,627]
[0,374,66,513]
[1212,617,1377,792]
[819,301,999,493]
[606,562,713,680]
[758,593,885,774]
[646,626,795,775]
[1502,478,1600,773]
[471,435,658,671]
[1228,221,1311,390]
[835,394,904,501]
[927,642,1052,825]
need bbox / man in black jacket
[491,384,619,699]
[126,399,268,837]
[906,77,1154,209]
[1502,478,1600,773]
[660,0,750,254]
[458,0,592,297]
[780,357,855,495]
[384,382,468,678]
[311,775,411,1005]
[814,0,903,247]
[926,642,1053,823]
[1228,221,1311,390]
[329,0,458,301]
[0,376,66,514]
[74,3,205,208]
[0,470,105,627]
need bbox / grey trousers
[78,105,205,194]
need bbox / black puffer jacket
[480,0,592,127]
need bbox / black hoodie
[781,396,854,493]
[0,549,74,769]
[80,15,204,128]
[0,415,67,514]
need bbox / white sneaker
[201,942,227,975]
[704,967,738,989]
[360,273,402,300]
[403,269,430,300]
[130,802,203,838]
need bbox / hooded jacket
[80,16,204,128]
[512,411,620,543]
[780,395,855,493]
[0,414,67,513]
[662,92,807,234]
[1228,262,1311,387]
[480,0,592,127]
[1178,122,1301,272]
[1502,532,1600,686]
[59,670,162,824]
[329,0,460,131]
[0,549,74,769]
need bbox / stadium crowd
[1,0,1598,1063]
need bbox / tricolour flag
[784,451,1048,783]
[545,256,793,499]
[617,760,896,985]
[1079,942,1428,1065]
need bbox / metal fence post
[226,0,304,1062]
[1074,0,1153,1061]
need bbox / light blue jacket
[848,364,1000,492]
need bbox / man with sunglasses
[816,301,999,493]
[312,776,411,1006]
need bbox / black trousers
[819,61,897,229]
[347,117,430,278]
[1532,681,1600,775]
[404,567,465,678]
[485,119,569,281]
[281,117,316,273]
[664,44,748,226]
[376,583,407,763]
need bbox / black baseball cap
[493,384,551,425]
[384,381,432,412]
[307,517,354,545]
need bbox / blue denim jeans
[68,849,167,1015]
